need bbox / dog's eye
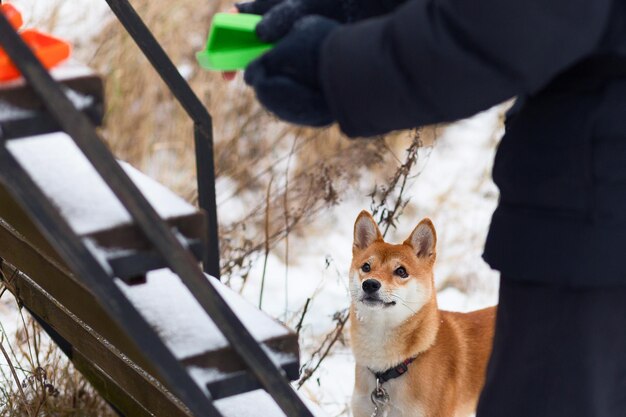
[361,263,371,273]
[395,267,408,278]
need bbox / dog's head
[349,211,437,326]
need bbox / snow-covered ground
[8,0,111,42]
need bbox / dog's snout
[362,279,381,294]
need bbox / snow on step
[116,268,291,360]
[215,390,327,417]
[6,132,195,235]
[0,100,36,120]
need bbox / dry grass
[0,278,116,417]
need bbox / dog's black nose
[362,279,381,294]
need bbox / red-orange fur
[349,211,496,417]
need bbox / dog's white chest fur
[351,373,426,417]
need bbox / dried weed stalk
[370,129,426,238]
[0,264,116,417]
[297,309,349,389]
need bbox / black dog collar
[372,356,417,383]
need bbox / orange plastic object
[1,4,24,30]
[0,30,71,81]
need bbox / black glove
[235,0,284,15]
[237,0,405,42]
[238,0,345,42]
[244,16,338,127]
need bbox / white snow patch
[187,366,226,396]
[50,60,98,81]
[83,238,114,275]
[215,389,328,417]
[0,101,35,120]
[177,62,194,81]
[6,132,196,235]
[64,88,94,110]
[215,176,249,224]
[116,268,290,359]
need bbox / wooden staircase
[0,3,315,417]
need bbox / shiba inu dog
[349,211,496,417]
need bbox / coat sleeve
[320,0,614,137]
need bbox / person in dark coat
[237,0,626,415]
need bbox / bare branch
[297,308,350,389]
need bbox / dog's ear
[404,218,437,261]
[353,211,382,252]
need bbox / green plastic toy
[196,13,274,71]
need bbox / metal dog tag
[370,379,390,417]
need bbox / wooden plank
[0,144,221,416]
[86,210,206,251]
[106,239,205,284]
[0,184,60,264]
[0,62,105,138]
[6,261,298,411]
[0,218,152,372]
[3,133,204,250]
[0,107,103,139]
[0,61,103,111]
[201,359,300,400]
[71,348,156,417]
[1,261,191,417]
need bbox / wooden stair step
[118,268,300,399]
[187,352,300,400]
[215,390,324,417]
[1,132,205,280]
[0,61,104,139]
[0,231,299,411]
[105,238,204,284]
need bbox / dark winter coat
[320,0,626,287]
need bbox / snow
[7,0,112,43]
[177,62,194,81]
[216,389,327,417]
[188,366,227,395]
[0,100,35,120]
[64,88,94,110]
[6,132,196,235]
[0,88,93,122]
[49,60,97,80]
[116,268,291,360]
[83,238,114,276]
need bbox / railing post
[104,0,220,279]
[194,123,221,278]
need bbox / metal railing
[105,0,221,279]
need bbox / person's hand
[244,15,338,127]
[236,0,407,43]
[239,0,346,43]
[235,0,286,15]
